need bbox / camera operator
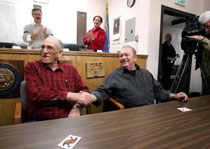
[188,11,210,95]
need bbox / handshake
[67,91,97,106]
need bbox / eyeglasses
[40,45,56,52]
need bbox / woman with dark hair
[83,15,106,51]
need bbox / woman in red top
[83,15,106,50]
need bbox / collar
[121,64,140,73]
[42,60,66,72]
[92,27,101,31]
[33,23,43,27]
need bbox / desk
[0,96,210,149]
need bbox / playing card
[177,107,192,112]
[58,135,81,149]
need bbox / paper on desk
[58,135,81,149]
[177,107,192,112]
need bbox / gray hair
[199,11,210,24]
[47,36,64,49]
[121,45,137,56]
[56,38,64,49]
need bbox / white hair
[199,11,210,24]
[46,36,63,49]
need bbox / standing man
[161,33,177,90]
[25,37,90,120]
[188,11,210,95]
[83,15,106,51]
[77,45,188,111]
[23,8,53,49]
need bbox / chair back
[20,81,27,117]
[20,80,37,123]
[63,43,85,51]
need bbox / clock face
[127,0,135,8]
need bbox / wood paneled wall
[0,48,147,126]
[0,98,20,126]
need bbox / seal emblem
[0,63,21,96]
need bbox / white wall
[107,0,205,74]
[36,0,106,43]
[0,0,32,45]
[0,0,106,45]
[203,0,210,12]
[108,0,150,54]
[107,0,209,93]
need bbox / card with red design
[58,135,81,149]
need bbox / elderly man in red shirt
[25,36,90,120]
[83,15,106,51]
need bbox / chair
[14,81,91,123]
[63,43,85,51]
[0,42,17,48]
[14,101,22,124]
[109,98,124,110]
[14,81,26,124]
[20,80,27,122]
[103,98,125,112]
[107,98,156,111]
[14,80,27,124]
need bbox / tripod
[170,49,210,95]
[170,51,193,94]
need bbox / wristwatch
[73,103,83,110]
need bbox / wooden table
[0,96,210,149]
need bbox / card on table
[177,107,192,112]
[58,135,81,149]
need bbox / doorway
[158,5,195,90]
[77,11,86,45]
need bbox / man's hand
[170,92,188,102]
[68,108,80,117]
[77,91,97,106]
[31,27,48,40]
[66,91,96,106]
[188,35,205,41]
[38,27,47,34]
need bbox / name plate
[86,62,105,78]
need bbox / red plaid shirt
[83,27,106,50]
[25,60,89,119]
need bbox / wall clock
[127,0,135,8]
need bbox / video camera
[181,16,205,53]
[171,14,210,94]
